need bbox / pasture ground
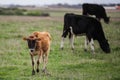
[0,8,120,80]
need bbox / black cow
[82,3,110,24]
[60,13,110,54]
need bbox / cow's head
[23,35,40,53]
[100,39,110,53]
[104,17,110,24]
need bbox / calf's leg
[84,37,89,51]
[36,54,41,73]
[69,34,74,50]
[89,38,95,54]
[69,27,74,50]
[42,53,48,73]
[31,55,35,75]
[60,37,65,50]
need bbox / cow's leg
[89,38,95,54]
[42,54,48,73]
[84,36,89,51]
[86,30,96,54]
[69,34,74,50]
[69,27,74,50]
[60,37,65,50]
[36,53,41,73]
[31,55,35,75]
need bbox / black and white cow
[82,3,110,24]
[60,13,110,54]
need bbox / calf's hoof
[32,70,35,75]
[71,48,74,50]
[36,69,39,73]
[42,69,46,73]
[60,47,64,50]
[84,49,87,52]
[42,69,50,75]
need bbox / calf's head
[23,35,40,53]
[100,39,110,53]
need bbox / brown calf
[23,31,51,75]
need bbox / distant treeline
[48,3,120,9]
[1,3,120,9]
[0,7,50,16]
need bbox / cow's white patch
[69,27,75,49]
[29,49,35,52]
[69,34,74,50]
[89,38,95,54]
[70,27,74,34]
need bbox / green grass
[0,8,120,80]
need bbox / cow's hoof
[32,70,35,75]
[36,69,39,73]
[71,48,74,50]
[42,69,45,73]
[84,49,87,52]
[60,47,64,50]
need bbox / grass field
[0,8,120,80]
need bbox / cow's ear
[23,37,28,41]
[36,38,41,41]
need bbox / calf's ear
[23,37,28,40]
[36,38,41,41]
